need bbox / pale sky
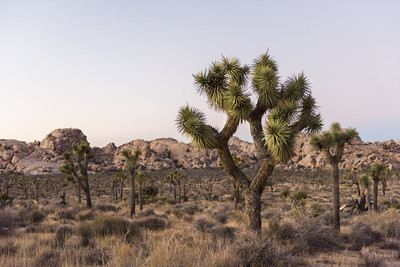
[1,1,399,147]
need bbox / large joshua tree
[60,142,93,208]
[121,149,142,217]
[311,122,358,231]
[177,52,322,232]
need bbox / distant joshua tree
[136,170,146,211]
[344,167,361,197]
[60,142,93,209]
[370,161,390,212]
[360,173,372,211]
[177,52,322,232]
[121,149,142,217]
[311,122,358,231]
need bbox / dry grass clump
[231,230,291,266]
[0,240,19,256]
[0,208,19,235]
[96,204,118,212]
[359,247,386,267]
[76,214,141,244]
[57,208,76,221]
[77,209,97,221]
[55,225,73,247]
[192,215,216,233]
[80,247,111,266]
[135,216,167,231]
[345,221,382,250]
[266,216,341,254]
[136,208,156,218]
[33,250,60,267]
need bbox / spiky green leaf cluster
[176,105,216,149]
[360,173,372,189]
[224,84,253,122]
[311,122,358,150]
[136,170,146,186]
[252,64,279,108]
[263,118,296,163]
[370,161,390,181]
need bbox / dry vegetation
[1,167,400,266]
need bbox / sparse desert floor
[1,167,400,266]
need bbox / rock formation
[0,128,399,175]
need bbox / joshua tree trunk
[356,182,361,197]
[129,170,136,217]
[173,184,177,200]
[120,184,124,200]
[183,185,187,202]
[243,188,262,232]
[178,182,181,204]
[331,162,340,231]
[84,176,92,209]
[139,186,143,211]
[366,190,371,211]
[373,178,379,211]
[78,184,81,204]
[382,179,387,196]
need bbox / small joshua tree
[136,170,146,211]
[311,122,358,231]
[60,142,93,208]
[177,52,322,232]
[121,149,142,217]
[18,175,31,199]
[360,173,372,211]
[344,167,361,197]
[370,161,390,212]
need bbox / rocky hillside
[0,128,399,175]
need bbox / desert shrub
[166,198,177,205]
[81,247,110,266]
[211,210,228,224]
[291,191,308,208]
[33,251,60,267]
[359,247,385,267]
[346,222,382,250]
[135,216,166,231]
[142,185,158,197]
[266,218,296,241]
[377,216,400,238]
[77,215,141,243]
[171,209,183,218]
[280,189,290,198]
[0,241,19,256]
[292,217,341,254]
[232,231,290,266]
[96,204,118,212]
[211,225,235,241]
[192,215,215,233]
[310,203,326,217]
[76,223,94,247]
[136,208,156,218]
[182,204,201,215]
[55,225,73,247]
[58,208,76,220]
[378,240,400,250]
[0,208,18,235]
[317,210,334,226]
[78,209,96,221]
[28,209,46,224]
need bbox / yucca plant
[360,173,372,211]
[136,170,146,211]
[121,149,142,217]
[311,122,358,231]
[60,142,93,208]
[177,51,322,232]
[370,161,390,212]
